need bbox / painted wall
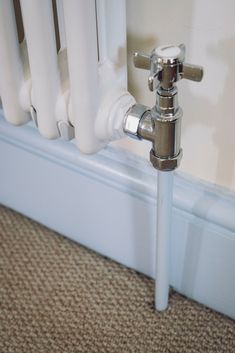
[113,0,235,191]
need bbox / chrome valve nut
[150,148,183,171]
[123,104,149,140]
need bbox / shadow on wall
[178,37,235,299]
[126,32,157,98]
[182,37,235,189]
[124,1,235,290]
[126,0,195,104]
[125,0,235,190]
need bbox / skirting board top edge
[0,112,235,234]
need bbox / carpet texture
[0,205,234,353]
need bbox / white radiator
[0,0,135,152]
[1,0,235,320]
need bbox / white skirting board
[0,113,235,319]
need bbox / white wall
[113,0,235,191]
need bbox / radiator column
[0,0,29,125]
[20,0,61,139]
[63,0,101,153]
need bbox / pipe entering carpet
[0,205,234,353]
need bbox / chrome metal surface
[123,43,203,171]
[123,104,149,139]
[150,148,183,171]
[182,63,204,82]
[153,109,182,159]
[155,87,179,116]
[133,52,151,70]
[138,111,154,141]
[134,44,203,91]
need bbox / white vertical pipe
[0,0,29,125]
[56,0,66,51]
[105,0,127,71]
[96,0,107,63]
[96,0,127,86]
[20,0,60,139]
[155,171,174,311]
[63,0,101,154]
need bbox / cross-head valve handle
[124,44,204,172]
[133,44,203,91]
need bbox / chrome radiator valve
[124,44,203,171]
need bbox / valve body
[124,44,203,171]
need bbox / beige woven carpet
[0,205,235,353]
